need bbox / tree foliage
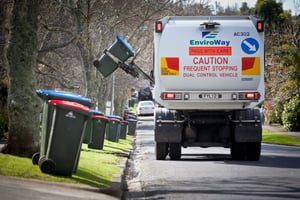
[255,0,300,130]
[255,0,286,27]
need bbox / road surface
[0,175,119,200]
[124,116,300,200]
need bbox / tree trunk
[6,0,40,157]
[74,0,101,110]
[0,1,13,111]
[97,74,111,112]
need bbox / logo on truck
[190,31,230,46]
[202,31,219,38]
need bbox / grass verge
[262,129,300,146]
[0,136,133,188]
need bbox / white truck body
[153,16,264,161]
[154,16,264,110]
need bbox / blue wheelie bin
[32,89,92,166]
[38,100,90,176]
[36,89,93,107]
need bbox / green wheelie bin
[127,118,137,136]
[38,100,90,176]
[32,89,92,165]
[119,120,129,139]
[83,110,104,144]
[88,115,109,150]
[106,115,121,142]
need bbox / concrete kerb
[120,136,139,200]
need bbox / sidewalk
[263,124,300,139]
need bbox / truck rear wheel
[156,142,168,160]
[246,142,261,161]
[230,143,246,160]
[169,143,181,160]
[231,142,261,161]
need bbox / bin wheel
[38,155,46,166]
[32,152,40,165]
[40,159,56,175]
[88,142,94,148]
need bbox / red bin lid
[49,100,90,112]
[92,115,108,120]
[109,118,120,122]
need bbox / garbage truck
[153,16,264,161]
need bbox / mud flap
[232,109,262,143]
[154,108,183,143]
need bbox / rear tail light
[239,92,260,100]
[257,20,264,32]
[161,93,182,100]
[246,93,255,99]
[155,21,162,33]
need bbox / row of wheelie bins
[84,114,137,144]
[32,89,137,176]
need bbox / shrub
[282,95,300,131]
[265,101,277,124]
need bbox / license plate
[199,93,221,99]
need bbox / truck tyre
[246,142,261,161]
[231,143,246,160]
[169,143,181,160]
[156,142,168,160]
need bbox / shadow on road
[180,153,231,161]
[173,153,300,169]
[126,175,300,200]
[225,155,300,169]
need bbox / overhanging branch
[38,36,76,53]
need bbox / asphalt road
[0,175,120,200]
[124,116,300,200]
